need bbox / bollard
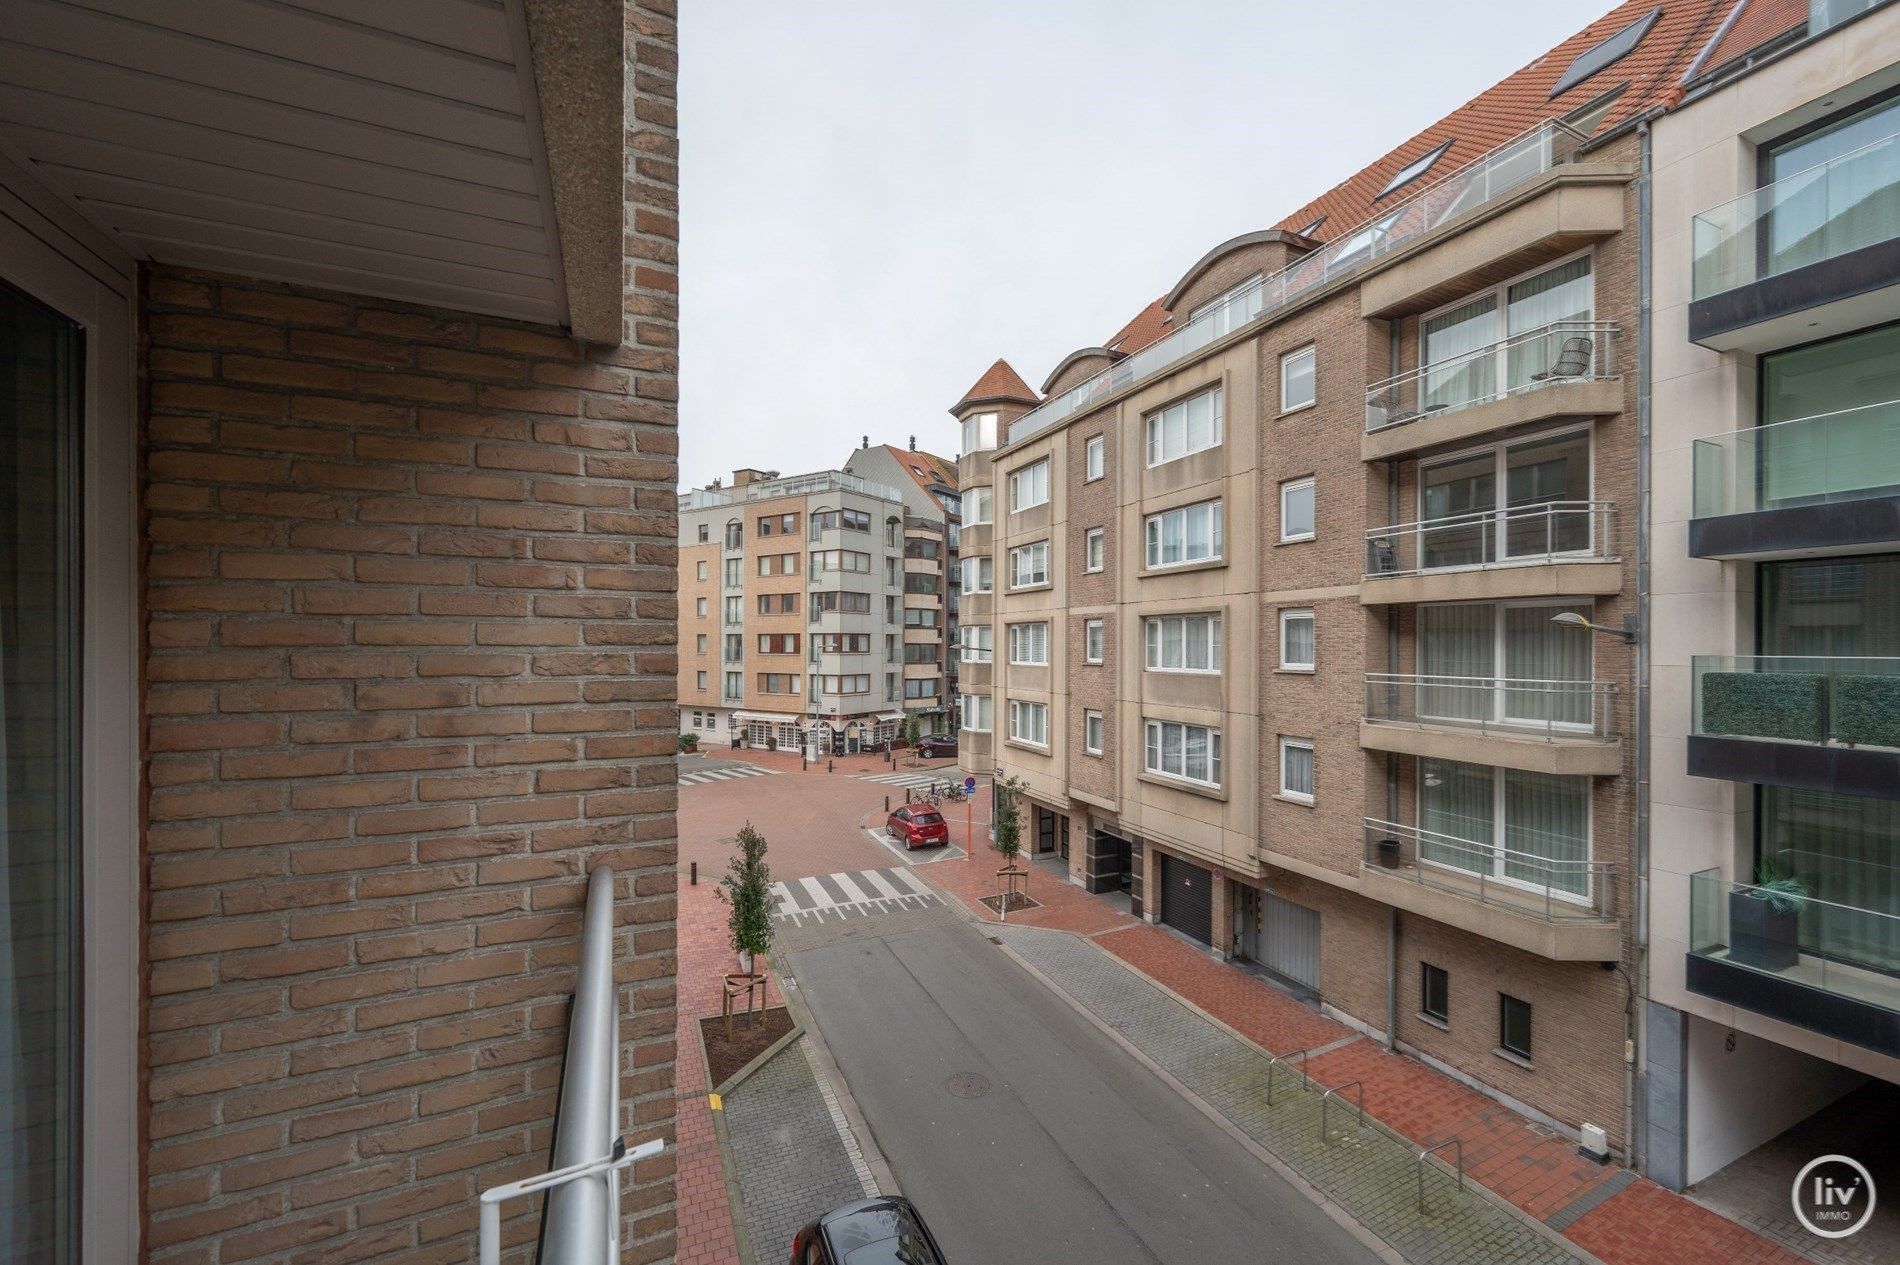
[690,861,697,886]
[885,795,890,813]
[905,787,912,804]
[828,759,834,773]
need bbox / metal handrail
[1416,1139,1466,1214]
[1266,1048,1311,1105]
[1363,672,1618,739]
[1363,818,1613,918]
[1366,320,1619,432]
[1320,1080,1366,1144]
[1364,500,1616,578]
[480,1136,663,1265]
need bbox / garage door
[1158,854,1213,945]
[1259,892,1320,992]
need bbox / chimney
[861,435,869,449]
[908,435,917,451]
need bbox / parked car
[791,1195,948,1265]
[886,805,949,849]
[915,734,957,758]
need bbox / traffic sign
[964,776,977,795]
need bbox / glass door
[1,278,82,1265]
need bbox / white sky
[678,1,1600,489]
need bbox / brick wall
[139,8,681,1258]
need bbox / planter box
[1701,671,1826,743]
[1728,888,1801,972]
[1832,674,1900,748]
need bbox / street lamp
[1549,610,1637,643]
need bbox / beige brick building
[0,4,680,1262]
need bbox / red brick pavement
[1564,1178,1807,1265]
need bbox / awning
[730,711,801,725]
[875,712,907,722]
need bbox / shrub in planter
[1700,671,1825,742]
[1727,872,1806,973]
[678,733,700,752]
[1830,674,1900,748]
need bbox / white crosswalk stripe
[770,866,944,925]
[678,763,776,787]
[858,770,975,793]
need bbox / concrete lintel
[1358,720,1624,776]
[1357,866,1621,961]
[1361,560,1624,605]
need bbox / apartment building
[0,6,679,1263]
[953,0,1766,1160]
[677,467,949,752]
[1645,0,1900,1236]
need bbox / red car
[886,805,949,849]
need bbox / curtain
[1422,295,1497,411]
[1418,605,1493,722]
[1505,256,1593,388]
[1419,758,1493,876]
[1503,770,1590,898]
[1763,786,1900,972]
[1504,604,1591,726]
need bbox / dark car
[915,734,957,758]
[791,1195,948,1265]
[885,805,949,849]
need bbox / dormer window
[1548,7,1659,99]
[1376,140,1453,200]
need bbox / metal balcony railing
[1364,673,1617,738]
[1365,501,1616,578]
[1010,118,1588,445]
[1363,819,1614,918]
[1366,320,1617,432]
[1692,129,1900,300]
[1692,654,1900,749]
[1691,399,1900,519]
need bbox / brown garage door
[1158,854,1212,945]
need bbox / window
[724,558,741,586]
[960,625,993,663]
[1145,386,1222,466]
[1085,434,1105,481]
[1281,345,1315,412]
[696,597,708,617]
[1007,622,1049,665]
[1280,478,1315,542]
[810,590,872,614]
[902,607,939,628]
[758,553,796,576]
[1084,710,1105,755]
[1084,527,1105,573]
[698,523,710,543]
[723,633,743,663]
[695,633,708,653]
[1143,720,1222,787]
[1294,214,1326,238]
[961,555,993,594]
[960,693,993,733]
[817,674,871,695]
[904,678,938,700]
[1499,994,1533,1061]
[902,572,938,595]
[962,410,999,455]
[1084,618,1104,664]
[1010,542,1049,588]
[1417,429,1590,567]
[1279,738,1315,803]
[724,520,743,549]
[1757,324,1900,510]
[723,596,743,624]
[757,512,796,536]
[817,632,870,654]
[1144,614,1221,672]
[1009,699,1049,746]
[962,485,993,525]
[758,592,797,615]
[1418,758,1591,900]
[1419,256,1594,413]
[1144,501,1223,569]
[758,673,800,694]
[809,508,871,534]
[1279,609,1315,671]
[724,671,742,697]
[1548,6,1658,98]
[1009,459,1050,511]
[808,549,872,578]
[1414,601,1593,727]
[1375,140,1452,199]
[696,560,708,581]
[1330,207,1405,264]
[757,633,799,654]
[696,670,707,690]
[1421,965,1449,1024]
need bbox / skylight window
[1294,214,1327,238]
[1376,141,1452,200]
[1549,7,1659,99]
[1330,208,1406,262]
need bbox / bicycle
[942,783,967,804]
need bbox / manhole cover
[944,1072,991,1099]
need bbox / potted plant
[679,732,699,754]
[1727,863,1806,972]
[718,823,775,976]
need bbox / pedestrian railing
[1416,1139,1467,1215]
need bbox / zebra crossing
[770,866,943,926]
[678,762,776,788]
[858,770,975,794]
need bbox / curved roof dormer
[1040,347,1122,396]
[1162,228,1310,313]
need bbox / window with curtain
[1504,256,1593,389]
[1419,603,1593,726]
[1419,257,1593,411]
[1758,323,1900,508]
[1418,759,1590,899]
[1422,295,1497,410]
[1279,610,1315,670]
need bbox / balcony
[1689,655,1900,799]
[1008,120,1590,446]
[1361,673,1620,775]
[1362,500,1620,604]
[1687,869,1899,1058]
[1363,321,1621,460]
[1689,402,1900,558]
[1689,131,1900,352]
[1359,820,1619,960]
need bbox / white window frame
[1280,477,1316,543]
[1143,614,1222,673]
[962,410,998,455]
[1084,434,1105,481]
[962,484,993,525]
[1143,385,1223,467]
[961,693,993,733]
[1010,541,1049,589]
[1008,458,1050,511]
[1280,344,1316,413]
[1084,710,1105,755]
[1142,719,1222,788]
[1008,699,1049,748]
[1143,500,1223,570]
[1415,761,1594,906]
[1278,609,1315,672]
[1084,527,1105,573]
[1416,251,1595,396]
[1279,737,1316,804]
[1007,621,1049,666]
[1083,618,1104,664]
[961,555,993,594]
[960,624,993,663]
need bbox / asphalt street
[783,914,1383,1265]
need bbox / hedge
[1830,673,1900,748]
[1700,672,1825,742]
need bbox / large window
[1010,542,1049,588]
[1144,614,1221,672]
[1418,758,1591,900]
[757,633,799,654]
[1418,429,1590,567]
[817,674,871,695]
[1009,699,1049,746]
[960,693,993,732]
[1009,459,1049,511]
[962,485,993,525]
[1756,323,1900,509]
[962,410,999,455]
[1145,501,1223,568]
[1416,601,1593,728]
[817,633,870,654]
[1143,720,1222,787]
[1759,786,1900,973]
[758,673,801,694]
[758,592,797,615]
[1420,256,1594,411]
[1762,92,1900,280]
[1145,385,1222,466]
[808,549,871,578]
[810,590,872,614]
[961,555,993,594]
[1007,622,1049,665]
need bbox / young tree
[717,822,775,975]
[904,715,920,747]
[992,774,1026,868]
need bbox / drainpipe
[1629,115,1656,1173]
[1383,377,1403,1053]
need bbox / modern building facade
[0,5,680,1263]
[677,466,948,753]
[952,0,1805,1164]
[1645,0,1900,1220]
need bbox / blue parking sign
[964,776,976,795]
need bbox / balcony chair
[1529,335,1593,382]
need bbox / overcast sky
[677,1,1598,489]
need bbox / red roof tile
[1698,0,1806,75]
[953,358,1039,410]
[1103,299,1172,356]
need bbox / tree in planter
[904,716,921,747]
[1728,860,1808,972]
[991,774,1030,916]
[717,823,775,977]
